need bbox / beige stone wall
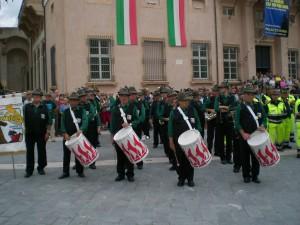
[45,0,300,93]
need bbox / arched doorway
[6,49,28,91]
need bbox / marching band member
[24,89,52,178]
[168,92,201,187]
[59,92,88,179]
[110,87,139,182]
[214,82,236,164]
[150,91,161,148]
[78,89,100,170]
[157,87,176,171]
[128,87,145,170]
[235,86,267,183]
[140,89,151,140]
[205,85,219,154]
[190,90,205,139]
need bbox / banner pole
[11,153,16,179]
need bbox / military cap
[128,86,138,95]
[160,87,170,94]
[242,85,257,94]
[68,92,80,100]
[118,87,130,96]
[77,89,87,97]
[32,89,43,96]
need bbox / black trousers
[175,141,194,181]
[153,119,159,146]
[25,133,47,174]
[141,118,150,137]
[207,119,217,153]
[114,142,134,178]
[240,138,260,179]
[233,134,242,170]
[216,121,234,161]
[200,115,205,138]
[159,123,176,166]
[63,140,84,175]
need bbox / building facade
[18,0,47,91]
[0,28,29,91]
[43,0,300,93]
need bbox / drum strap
[119,107,128,124]
[69,106,80,131]
[177,107,193,130]
[246,105,259,128]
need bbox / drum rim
[113,126,133,142]
[178,129,201,146]
[65,133,83,147]
[247,130,269,147]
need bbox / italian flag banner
[167,0,187,47]
[116,0,138,45]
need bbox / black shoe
[89,164,96,170]
[58,173,70,179]
[244,177,251,183]
[252,177,261,184]
[233,167,240,173]
[153,145,158,149]
[38,169,45,175]
[177,179,185,187]
[24,173,32,178]
[72,165,76,170]
[187,180,195,187]
[137,164,143,170]
[169,165,176,171]
[96,144,101,147]
[127,176,135,182]
[226,160,233,164]
[284,145,292,149]
[221,160,227,165]
[78,173,85,178]
[297,152,300,158]
[115,175,125,182]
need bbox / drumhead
[178,129,200,146]
[65,133,82,147]
[247,131,268,147]
[113,127,133,142]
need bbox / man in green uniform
[205,85,219,154]
[24,89,52,178]
[235,85,267,183]
[157,87,176,170]
[110,87,139,182]
[150,91,161,148]
[128,86,145,170]
[214,83,236,164]
[168,91,201,187]
[59,92,88,179]
[78,89,100,169]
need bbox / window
[223,7,235,16]
[223,47,239,80]
[89,39,112,80]
[288,50,299,79]
[143,40,165,81]
[192,0,205,9]
[192,43,209,79]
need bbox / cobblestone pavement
[0,132,299,225]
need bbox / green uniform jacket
[61,106,88,134]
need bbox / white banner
[0,94,26,153]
